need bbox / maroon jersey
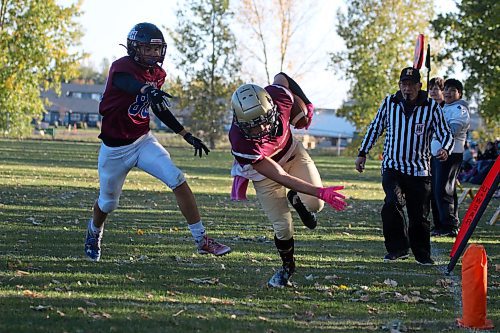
[99,56,166,142]
[229,85,294,166]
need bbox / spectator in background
[428,77,445,107]
[477,141,498,161]
[430,79,470,237]
[462,140,476,171]
[458,140,476,183]
[428,77,446,233]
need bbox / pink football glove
[317,186,347,211]
[305,103,314,129]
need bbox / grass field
[0,138,498,333]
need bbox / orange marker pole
[457,244,494,330]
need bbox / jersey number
[128,94,150,119]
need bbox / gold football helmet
[231,84,278,139]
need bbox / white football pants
[97,131,185,213]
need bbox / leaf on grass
[77,307,87,315]
[30,305,52,311]
[350,294,369,302]
[136,229,144,235]
[7,259,22,270]
[188,277,219,285]
[324,275,339,281]
[294,311,314,321]
[283,304,292,309]
[56,310,65,317]
[258,316,269,321]
[89,311,112,320]
[436,278,454,288]
[23,290,43,298]
[172,309,184,317]
[164,297,179,303]
[139,310,151,319]
[384,278,398,287]
[305,274,314,281]
[367,305,379,314]
[16,270,30,276]
[200,296,235,305]
[172,255,192,263]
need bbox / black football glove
[144,86,173,112]
[183,132,210,158]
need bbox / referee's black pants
[381,168,432,260]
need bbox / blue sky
[67,0,458,109]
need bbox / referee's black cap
[400,67,421,83]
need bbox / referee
[355,67,454,265]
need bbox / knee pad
[98,198,119,214]
[273,223,293,241]
[302,196,324,213]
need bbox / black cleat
[287,190,317,229]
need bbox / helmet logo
[128,30,138,40]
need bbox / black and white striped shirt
[359,91,454,177]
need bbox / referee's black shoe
[287,190,317,229]
[383,251,409,262]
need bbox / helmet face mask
[231,84,279,139]
[127,23,167,67]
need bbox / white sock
[188,221,206,243]
[89,219,103,234]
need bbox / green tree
[73,58,110,85]
[331,0,434,131]
[432,0,499,126]
[167,0,241,148]
[0,0,83,136]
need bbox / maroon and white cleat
[197,236,231,256]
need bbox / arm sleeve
[277,72,311,104]
[112,72,145,94]
[358,97,389,157]
[150,107,185,134]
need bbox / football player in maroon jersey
[229,73,347,287]
[84,22,230,261]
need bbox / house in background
[41,83,105,127]
[40,83,185,130]
[292,108,356,153]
